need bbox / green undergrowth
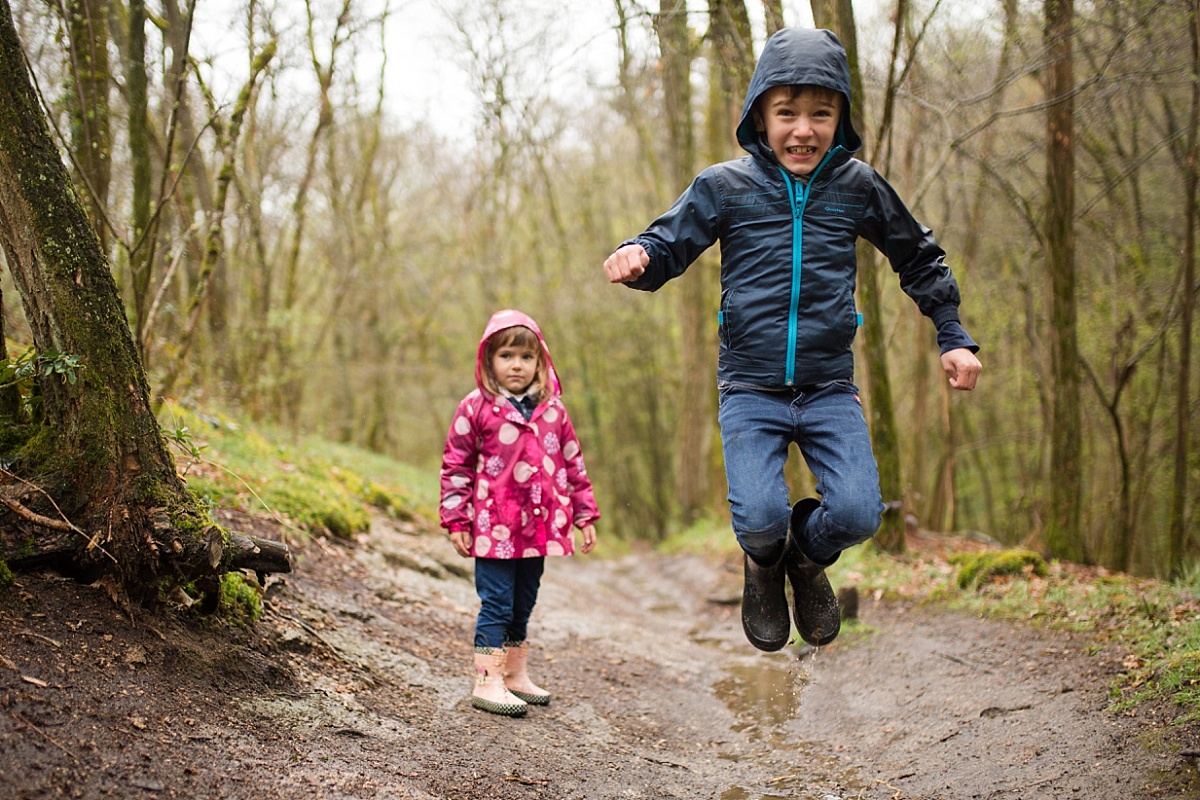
[661,519,1200,723]
[160,402,430,540]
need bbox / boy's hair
[753,84,844,128]
[771,84,842,105]
[482,326,551,403]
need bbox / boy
[603,28,981,651]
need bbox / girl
[440,309,599,717]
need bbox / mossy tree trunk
[812,0,906,552]
[1044,0,1085,563]
[62,0,112,253]
[0,0,286,602]
[1168,1,1199,580]
[654,1,701,526]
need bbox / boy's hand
[579,524,597,554]
[941,348,982,391]
[449,529,472,558]
[603,244,648,283]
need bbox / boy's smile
[491,344,538,395]
[755,86,841,177]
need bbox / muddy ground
[2,511,1198,800]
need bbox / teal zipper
[777,147,841,386]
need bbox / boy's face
[755,86,841,176]
[490,343,538,395]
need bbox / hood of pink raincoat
[474,309,561,400]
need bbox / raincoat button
[533,509,541,516]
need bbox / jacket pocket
[718,288,739,350]
[836,288,859,350]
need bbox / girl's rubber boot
[471,647,528,717]
[502,641,551,706]
[742,545,791,651]
[785,498,841,647]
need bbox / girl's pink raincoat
[439,310,600,558]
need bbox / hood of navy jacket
[474,309,561,401]
[735,28,863,168]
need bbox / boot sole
[508,689,551,706]
[743,627,790,652]
[471,696,528,717]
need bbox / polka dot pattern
[438,321,600,560]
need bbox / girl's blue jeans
[473,556,545,648]
[717,381,884,565]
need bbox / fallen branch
[10,710,79,764]
[0,468,117,564]
[0,496,73,531]
[227,532,291,575]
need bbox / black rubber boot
[741,545,791,652]
[785,499,841,647]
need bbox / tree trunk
[0,286,16,420]
[0,0,288,602]
[655,1,704,524]
[926,0,1019,533]
[127,0,154,360]
[812,0,905,551]
[62,0,111,253]
[1169,0,1199,579]
[1044,0,1084,562]
[761,0,784,35]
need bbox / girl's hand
[579,524,597,554]
[448,529,472,558]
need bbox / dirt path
[2,514,1198,799]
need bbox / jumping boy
[603,27,981,651]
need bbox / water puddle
[712,650,870,800]
[714,658,807,733]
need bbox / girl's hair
[482,326,552,403]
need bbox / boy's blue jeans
[474,556,545,649]
[717,381,885,565]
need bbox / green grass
[160,403,427,540]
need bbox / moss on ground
[161,403,422,540]
[951,549,1049,589]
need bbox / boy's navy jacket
[624,28,976,389]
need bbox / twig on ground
[17,630,61,648]
[10,710,79,764]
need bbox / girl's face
[490,343,539,395]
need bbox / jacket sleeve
[623,167,723,292]
[557,406,600,528]
[439,396,478,532]
[857,169,965,331]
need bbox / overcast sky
[188,0,827,141]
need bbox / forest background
[3,0,1198,580]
